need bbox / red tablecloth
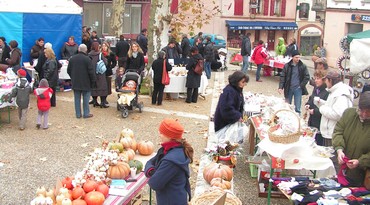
[250,59,285,70]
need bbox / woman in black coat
[185,47,203,103]
[127,42,145,74]
[101,42,117,104]
[151,51,172,105]
[43,48,59,107]
[89,42,109,108]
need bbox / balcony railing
[311,3,326,11]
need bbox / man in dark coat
[204,37,214,79]
[67,44,96,119]
[137,28,148,55]
[161,39,182,60]
[278,50,310,114]
[185,47,203,103]
[181,34,191,59]
[240,33,251,74]
[115,34,130,68]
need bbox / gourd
[106,162,131,179]
[137,140,154,156]
[84,191,105,205]
[210,177,232,190]
[128,160,143,174]
[203,162,233,183]
[124,148,136,161]
[120,128,134,138]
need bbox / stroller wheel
[122,108,129,118]
[138,102,144,113]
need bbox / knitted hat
[159,119,184,139]
[291,50,300,57]
[359,91,370,110]
[17,69,27,77]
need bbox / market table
[0,81,17,124]
[250,58,288,76]
[163,67,208,95]
[58,60,70,80]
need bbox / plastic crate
[248,156,258,178]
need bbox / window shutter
[270,0,275,16]
[263,0,269,15]
[170,0,179,14]
[234,0,244,15]
[281,0,286,16]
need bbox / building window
[347,23,363,35]
[274,0,281,16]
[122,4,142,34]
[299,3,309,19]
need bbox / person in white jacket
[314,69,354,146]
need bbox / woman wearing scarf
[144,119,193,205]
[61,36,78,60]
[126,42,145,90]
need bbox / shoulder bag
[194,59,204,75]
[161,60,170,85]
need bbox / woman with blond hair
[127,42,145,74]
[101,42,116,105]
[43,48,59,107]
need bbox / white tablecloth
[163,67,208,94]
[58,60,70,80]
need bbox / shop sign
[301,27,321,36]
[351,14,370,22]
[236,26,263,30]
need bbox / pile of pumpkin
[203,162,234,190]
[30,128,155,205]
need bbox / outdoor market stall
[0,71,18,124]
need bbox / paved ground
[0,57,316,205]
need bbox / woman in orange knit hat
[144,118,194,205]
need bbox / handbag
[365,168,370,190]
[194,59,204,75]
[96,53,107,74]
[161,60,170,85]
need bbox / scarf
[132,52,138,58]
[161,141,181,155]
[102,50,109,57]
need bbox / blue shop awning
[226,20,298,30]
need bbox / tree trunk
[111,0,126,37]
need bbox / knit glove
[145,167,156,178]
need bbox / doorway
[267,30,275,51]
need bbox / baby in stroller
[115,68,143,118]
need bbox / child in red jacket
[34,78,53,129]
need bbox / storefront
[298,26,322,56]
[82,0,150,39]
[225,20,298,50]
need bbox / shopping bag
[194,59,204,75]
[215,121,247,144]
[96,53,107,74]
[161,60,170,85]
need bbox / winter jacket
[275,37,286,56]
[181,37,191,58]
[214,84,244,132]
[144,146,191,205]
[279,60,310,98]
[332,108,370,186]
[151,58,172,84]
[162,44,182,59]
[305,84,329,129]
[30,44,43,59]
[127,52,145,74]
[137,33,148,55]
[0,44,11,64]
[204,42,215,62]
[9,78,33,109]
[89,51,108,97]
[185,53,203,88]
[315,82,353,139]
[241,36,251,56]
[285,43,298,57]
[61,42,78,60]
[103,51,117,76]
[43,59,59,88]
[67,52,96,91]
[251,45,268,64]
[6,48,22,67]
[115,39,130,58]
[34,87,53,112]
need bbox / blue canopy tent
[0,0,82,63]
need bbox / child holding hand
[34,78,53,129]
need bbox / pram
[116,69,144,118]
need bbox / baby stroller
[116,69,144,118]
[218,48,228,71]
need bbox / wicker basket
[191,187,242,205]
[268,109,301,144]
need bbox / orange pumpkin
[84,191,105,205]
[72,199,87,205]
[96,183,109,197]
[118,152,129,162]
[107,162,131,179]
[83,180,98,193]
[203,162,233,184]
[130,139,138,152]
[62,176,74,190]
[137,140,154,156]
[72,186,85,200]
[124,148,136,161]
[210,177,232,190]
[120,137,133,149]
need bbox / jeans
[73,90,91,118]
[204,61,211,79]
[241,55,249,73]
[256,64,263,81]
[286,87,302,114]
